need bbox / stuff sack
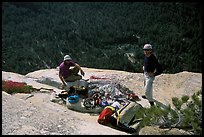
[98,101,122,125]
[98,106,115,125]
[111,101,143,132]
[68,94,80,104]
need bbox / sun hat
[63,55,72,61]
[143,44,152,50]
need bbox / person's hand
[148,72,155,77]
[61,83,66,89]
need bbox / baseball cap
[143,44,152,50]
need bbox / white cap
[143,44,152,50]
[63,55,72,61]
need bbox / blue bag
[68,94,79,104]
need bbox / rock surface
[2,67,202,135]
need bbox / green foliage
[2,80,33,94]
[135,90,202,135]
[2,2,202,74]
[172,97,182,110]
[181,95,189,103]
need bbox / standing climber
[142,44,163,106]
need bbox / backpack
[111,101,143,132]
[155,61,163,76]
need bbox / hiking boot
[149,101,155,106]
[142,95,147,99]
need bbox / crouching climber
[59,55,85,89]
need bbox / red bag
[98,106,114,125]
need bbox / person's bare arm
[59,73,67,89]
[75,63,85,76]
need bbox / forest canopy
[2,2,202,74]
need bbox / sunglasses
[143,49,151,51]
